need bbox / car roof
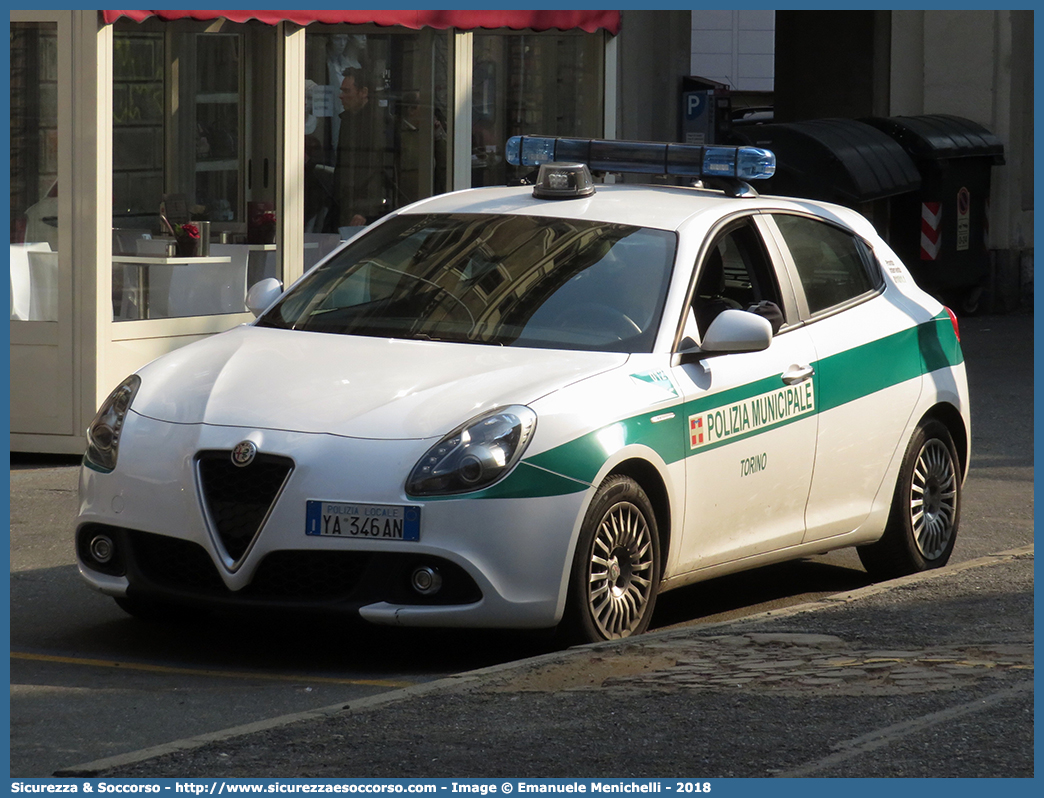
[394,182,880,246]
[396,183,778,232]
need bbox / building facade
[9,10,631,454]
[9,10,1031,455]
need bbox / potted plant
[174,222,201,257]
[161,215,201,257]
[248,210,277,244]
[259,211,277,244]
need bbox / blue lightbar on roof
[505,135,776,182]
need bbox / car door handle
[782,365,815,385]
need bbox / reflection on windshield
[258,213,676,353]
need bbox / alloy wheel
[910,438,957,559]
[587,500,655,638]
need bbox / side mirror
[246,277,284,317]
[701,309,773,353]
[673,309,772,365]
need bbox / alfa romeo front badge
[231,441,257,467]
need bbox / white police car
[76,136,969,644]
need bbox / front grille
[249,551,371,599]
[118,530,482,608]
[196,450,294,563]
[133,530,226,592]
[131,533,369,600]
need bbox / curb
[55,544,1033,777]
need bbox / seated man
[693,250,742,336]
[693,237,785,342]
[745,298,784,334]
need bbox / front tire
[858,419,961,579]
[559,475,661,645]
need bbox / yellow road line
[11,651,417,688]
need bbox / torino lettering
[689,381,814,450]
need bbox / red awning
[101,10,620,35]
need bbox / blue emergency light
[505,135,776,182]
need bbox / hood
[132,326,628,440]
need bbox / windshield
[258,213,676,353]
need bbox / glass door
[471,31,605,187]
[10,14,75,436]
[302,26,451,267]
[111,17,280,320]
[191,32,243,231]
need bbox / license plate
[306,501,420,541]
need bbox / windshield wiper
[407,330,468,343]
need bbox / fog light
[410,566,443,596]
[89,534,115,564]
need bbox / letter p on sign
[686,93,704,120]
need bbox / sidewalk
[61,545,1034,779]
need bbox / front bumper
[76,412,589,629]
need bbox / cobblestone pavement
[489,633,1033,696]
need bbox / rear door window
[772,214,882,316]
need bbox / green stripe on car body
[816,314,962,411]
[441,313,962,501]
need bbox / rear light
[945,306,961,342]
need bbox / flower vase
[175,237,199,257]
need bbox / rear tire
[858,420,960,580]
[558,475,661,645]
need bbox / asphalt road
[87,547,1034,779]
[8,313,1033,777]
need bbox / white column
[603,32,618,140]
[280,23,306,286]
[75,11,113,421]
[451,31,473,191]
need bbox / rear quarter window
[773,214,883,316]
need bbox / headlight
[84,375,141,473]
[407,405,537,496]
